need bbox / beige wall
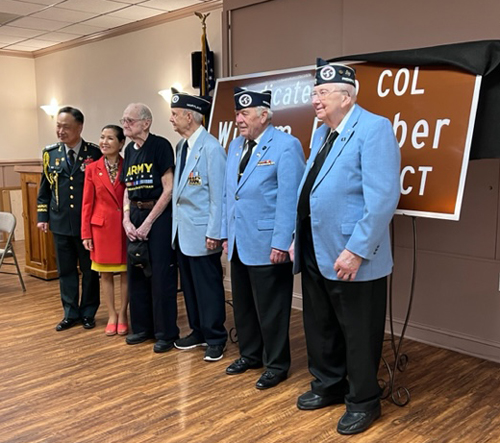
[34,10,222,152]
[0,55,38,160]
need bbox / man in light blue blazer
[290,59,401,435]
[170,90,227,362]
[222,88,305,389]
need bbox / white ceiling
[0,0,213,52]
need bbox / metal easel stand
[225,299,238,343]
[379,215,417,407]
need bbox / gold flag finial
[195,11,210,29]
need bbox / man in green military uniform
[37,107,102,331]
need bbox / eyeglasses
[119,117,143,126]
[310,89,350,99]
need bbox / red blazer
[81,156,127,264]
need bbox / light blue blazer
[172,127,226,257]
[222,125,305,266]
[293,104,401,281]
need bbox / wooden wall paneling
[226,0,343,76]
[0,187,22,243]
[391,244,500,362]
[1,188,24,241]
[393,159,500,259]
[342,0,500,55]
[9,189,24,240]
[3,165,20,187]
[0,189,7,243]
[0,165,24,187]
[224,0,270,9]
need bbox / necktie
[67,149,75,168]
[238,139,256,182]
[297,130,338,220]
[178,140,188,182]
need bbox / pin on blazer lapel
[237,126,274,189]
[96,158,120,206]
[177,131,206,197]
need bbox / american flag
[202,36,215,94]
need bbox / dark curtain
[329,40,500,159]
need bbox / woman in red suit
[82,125,128,336]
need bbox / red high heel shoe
[105,322,117,336]
[117,323,129,336]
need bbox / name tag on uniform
[257,160,275,166]
[188,172,202,186]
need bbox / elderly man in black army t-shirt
[120,103,179,353]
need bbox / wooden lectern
[15,166,58,280]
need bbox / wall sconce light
[40,98,60,118]
[158,83,183,103]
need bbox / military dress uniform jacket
[172,127,226,257]
[293,104,401,281]
[37,140,102,237]
[222,125,305,266]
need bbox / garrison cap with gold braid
[170,88,212,116]
[315,58,356,86]
[234,87,272,110]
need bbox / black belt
[130,200,157,209]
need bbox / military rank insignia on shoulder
[43,142,60,152]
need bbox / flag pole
[195,12,210,96]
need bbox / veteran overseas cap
[171,88,212,116]
[315,58,356,86]
[234,87,272,110]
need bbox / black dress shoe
[297,391,345,410]
[82,317,96,329]
[126,332,154,345]
[226,357,263,375]
[337,405,381,435]
[55,318,79,331]
[153,339,175,353]
[255,371,287,390]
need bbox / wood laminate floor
[1,242,499,443]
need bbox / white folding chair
[0,212,26,292]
